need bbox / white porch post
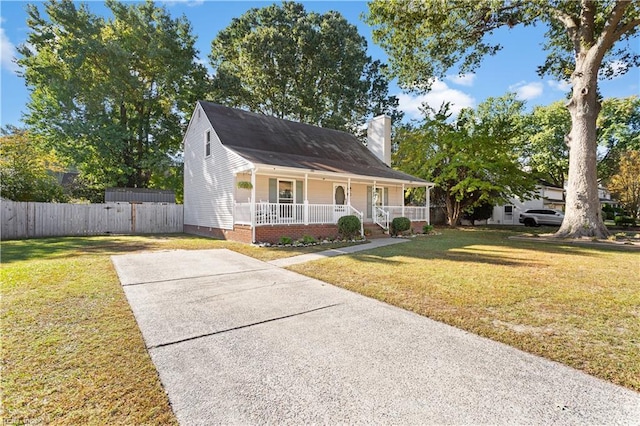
[250,169,256,243]
[426,185,431,225]
[401,184,405,218]
[304,173,309,225]
[347,177,351,207]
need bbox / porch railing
[234,202,427,228]
[385,206,428,221]
[374,206,389,230]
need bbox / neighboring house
[598,184,618,207]
[105,188,176,203]
[488,181,565,225]
[183,101,433,243]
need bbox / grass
[288,227,640,392]
[3,230,638,424]
[0,234,360,425]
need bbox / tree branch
[596,0,631,54]
[551,8,581,54]
[579,0,596,47]
[613,17,640,40]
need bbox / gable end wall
[184,104,250,230]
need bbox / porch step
[364,224,389,239]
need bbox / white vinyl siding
[184,104,250,230]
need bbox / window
[205,130,211,157]
[278,180,294,204]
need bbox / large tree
[210,1,401,133]
[368,0,640,238]
[522,97,639,187]
[18,0,209,190]
[394,95,536,226]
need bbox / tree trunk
[555,54,609,239]
[445,196,461,226]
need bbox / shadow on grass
[344,227,625,268]
[0,235,187,264]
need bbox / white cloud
[397,79,475,120]
[445,73,476,87]
[0,26,19,74]
[161,0,204,6]
[509,81,544,101]
[547,80,572,92]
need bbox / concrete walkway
[112,249,640,425]
[268,237,409,267]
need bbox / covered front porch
[232,165,433,240]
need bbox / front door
[334,183,347,222]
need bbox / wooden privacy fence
[1,201,183,240]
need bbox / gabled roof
[199,101,427,183]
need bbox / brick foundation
[255,224,340,244]
[184,224,252,244]
[185,221,428,244]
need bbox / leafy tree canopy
[597,96,640,180]
[608,150,640,218]
[521,96,639,187]
[210,1,401,133]
[18,0,209,191]
[0,127,66,202]
[394,94,536,226]
[522,101,571,188]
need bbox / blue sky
[1,0,639,128]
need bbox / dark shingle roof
[199,101,427,183]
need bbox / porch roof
[200,101,429,185]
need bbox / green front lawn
[289,227,640,392]
[2,230,638,425]
[0,234,360,424]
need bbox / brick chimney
[367,115,391,166]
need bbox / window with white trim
[205,130,211,157]
[278,180,294,204]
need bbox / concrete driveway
[112,249,640,425]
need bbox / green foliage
[609,150,640,219]
[522,101,571,188]
[463,202,494,225]
[422,224,434,234]
[18,0,209,191]
[614,216,636,227]
[62,174,104,203]
[367,1,639,89]
[300,235,317,244]
[597,97,640,180]
[337,215,362,239]
[390,217,411,236]
[367,0,639,239]
[0,128,66,202]
[393,96,536,226]
[209,2,401,133]
[279,236,293,245]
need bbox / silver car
[519,209,564,226]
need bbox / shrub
[390,217,411,236]
[279,236,293,245]
[337,215,361,239]
[614,216,636,227]
[301,235,317,244]
[422,224,434,234]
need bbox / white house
[183,101,433,243]
[488,182,565,225]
